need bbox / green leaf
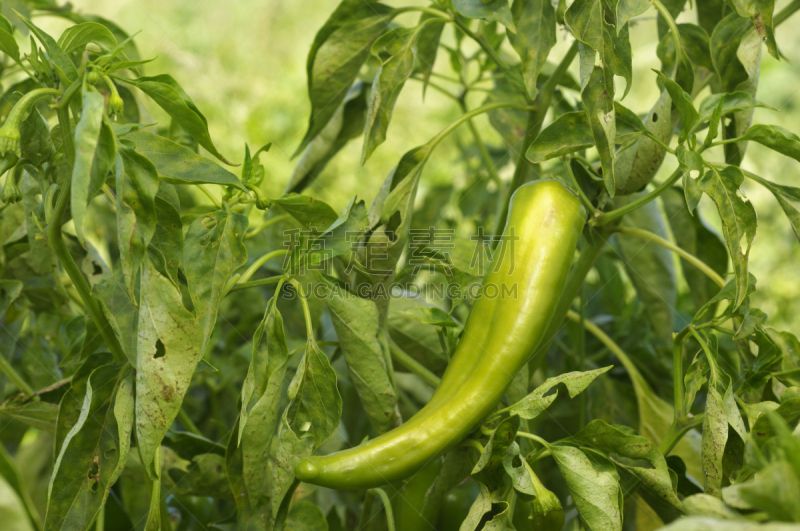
[0,444,40,530]
[472,415,519,489]
[701,387,727,498]
[742,124,800,163]
[458,484,494,531]
[484,75,529,156]
[70,91,110,244]
[20,106,55,166]
[676,144,704,210]
[725,0,779,59]
[305,197,369,265]
[287,81,368,194]
[507,0,556,100]
[526,111,593,163]
[295,0,393,156]
[710,12,762,166]
[614,89,673,195]
[696,91,771,139]
[696,166,757,309]
[57,22,117,53]
[124,131,244,189]
[566,0,633,97]
[233,303,288,516]
[147,183,184,285]
[362,26,422,164]
[550,444,623,531]
[116,146,159,295]
[506,366,612,420]
[44,365,133,530]
[655,70,699,139]
[0,28,20,65]
[321,279,398,434]
[453,0,516,32]
[580,66,616,195]
[568,420,683,523]
[183,208,248,348]
[272,194,338,230]
[135,261,204,477]
[17,14,78,82]
[616,0,652,31]
[122,75,232,164]
[414,14,444,94]
[750,175,800,245]
[286,340,342,448]
[616,196,677,343]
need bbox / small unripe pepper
[0,88,60,158]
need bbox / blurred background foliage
[54,0,798,328]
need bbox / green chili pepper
[295,180,586,489]
[0,88,60,158]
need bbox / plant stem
[517,431,550,447]
[288,278,315,341]
[775,0,800,26]
[590,168,682,226]
[458,98,501,185]
[657,414,703,455]
[565,157,598,215]
[453,18,512,83]
[615,226,726,287]
[237,249,289,284]
[388,339,441,388]
[359,490,375,531]
[429,101,536,151]
[392,5,452,21]
[176,408,202,436]
[688,325,720,385]
[652,0,689,78]
[245,213,290,239]
[197,184,222,208]
[226,275,284,294]
[0,353,34,395]
[369,488,396,531]
[46,105,126,363]
[410,76,460,101]
[672,327,690,418]
[644,129,676,154]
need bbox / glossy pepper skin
[295,180,586,489]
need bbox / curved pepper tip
[295,459,320,481]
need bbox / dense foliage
[0,0,799,530]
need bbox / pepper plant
[0,0,799,530]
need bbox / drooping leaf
[44,365,133,530]
[287,82,369,194]
[506,366,612,420]
[70,91,110,244]
[295,0,393,155]
[568,420,683,523]
[580,66,616,195]
[472,415,519,489]
[696,166,757,309]
[286,341,342,448]
[135,261,204,477]
[742,124,800,163]
[550,444,623,531]
[362,26,422,164]
[116,145,159,295]
[507,0,556,100]
[321,277,398,434]
[124,131,245,189]
[655,70,698,140]
[17,14,78,82]
[725,0,778,59]
[183,208,248,348]
[122,74,233,164]
[453,0,516,32]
